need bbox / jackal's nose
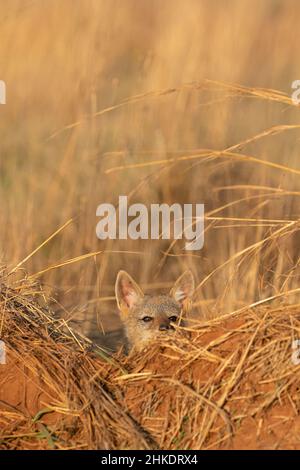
[159,323,170,331]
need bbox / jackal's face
[115,270,195,351]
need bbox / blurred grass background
[0,0,299,336]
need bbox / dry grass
[0,0,300,450]
[1,269,300,450]
[0,0,300,338]
[0,268,153,449]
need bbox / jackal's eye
[169,316,178,322]
[142,316,153,322]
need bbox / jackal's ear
[170,270,195,310]
[115,270,144,314]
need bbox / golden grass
[1,269,300,449]
[0,0,300,449]
[1,1,299,337]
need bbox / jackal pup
[115,270,195,351]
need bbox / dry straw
[1,266,300,449]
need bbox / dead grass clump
[1,268,300,449]
[0,268,153,450]
[113,307,300,449]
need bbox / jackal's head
[115,270,195,351]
